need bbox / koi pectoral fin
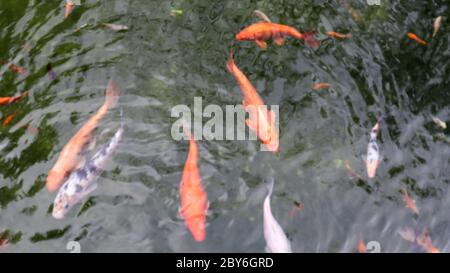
[255,40,267,50]
[274,38,285,46]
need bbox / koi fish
[236,22,320,49]
[264,178,292,253]
[46,80,119,192]
[65,0,75,19]
[2,113,16,126]
[102,23,129,32]
[407,32,428,45]
[312,82,331,90]
[432,16,442,38]
[7,63,27,75]
[357,235,366,253]
[53,110,124,219]
[417,229,440,253]
[227,52,279,152]
[365,119,382,178]
[179,128,208,242]
[0,91,28,106]
[431,116,446,129]
[401,188,419,215]
[399,227,440,253]
[326,31,352,39]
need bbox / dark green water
[0,0,449,252]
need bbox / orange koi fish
[399,227,440,253]
[236,22,320,49]
[0,91,28,106]
[407,32,428,45]
[326,31,352,39]
[65,0,75,19]
[46,80,119,192]
[312,82,331,90]
[357,236,366,253]
[226,52,279,152]
[417,229,440,253]
[401,188,419,215]
[179,128,208,242]
[7,63,27,75]
[2,113,16,126]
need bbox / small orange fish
[2,113,16,126]
[326,32,352,39]
[288,201,304,217]
[65,1,74,19]
[0,91,28,106]
[227,52,279,152]
[312,82,331,90]
[407,32,428,45]
[417,229,440,253]
[180,128,208,242]
[7,63,27,75]
[46,80,119,192]
[401,188,419,215]
[236,22,320,49]
[357,236,366,253]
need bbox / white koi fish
[263,178,292,253]
[52,110,124,219]
[365,119,382,178]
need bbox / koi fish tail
[265,177,274,196]
[104,80,119,108]
[301,31,321,48]
[226,50,235,74]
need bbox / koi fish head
[46,170,67,192]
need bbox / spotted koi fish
[365,119,382,178]
[52,109,124,219]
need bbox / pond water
[0,0,449,253]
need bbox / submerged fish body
[263,178,292,253]
[52,110,124,219]
[365,120,381,178]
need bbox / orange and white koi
[401,188,419,215]
[236,22,320,49]
[46,80,119,192]
[407,32,428,45]
[226,52,279,152]
[179,128,208,242]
